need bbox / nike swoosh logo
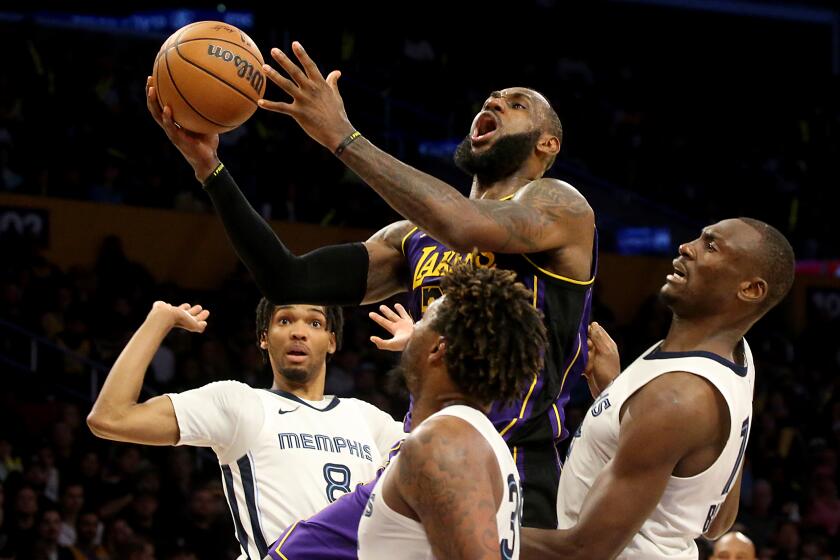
[278,408,296,415]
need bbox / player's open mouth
[471,112,499,145]
[666,260,687,284]
[286,348,309,363]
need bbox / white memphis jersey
[357,405,522,560]
[168,381,405,560]
[558,339,755,559]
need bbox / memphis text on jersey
[278,431,375,462]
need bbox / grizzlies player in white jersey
[358,265,547,560]
[523,218,795,559]
[87,299,404,560]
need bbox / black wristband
[334,131,362,157]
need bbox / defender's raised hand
[369,303,414,352]
[258,42,355,152]
[583,322,620,397]
[149,301,210,334]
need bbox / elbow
[86,409,115,439]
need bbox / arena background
[1,2,838,558]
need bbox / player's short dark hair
[738,218,796,311]
[431,263,547,406]
[255,299,344,363]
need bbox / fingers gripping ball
[152,21,266,134]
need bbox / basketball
[152,21,266,134]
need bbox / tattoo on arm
[343,139,591,252]
[469,179,592,252]
[398,424,501,559]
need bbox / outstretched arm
[146,80,409,306]
[87,303,209,445]
[202,166,409,305]
[258,43,594,255]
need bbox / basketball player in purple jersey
[146,39,596,555]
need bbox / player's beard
[454,129,541,183]
[278,366,312,384]
[398,353,421,399]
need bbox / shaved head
[711,531,756,559]
[737,218,795,311]
[531,88,563,144]
[517,87,563,169]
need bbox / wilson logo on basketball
[207,45,265,93]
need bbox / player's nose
[485,97,505,113]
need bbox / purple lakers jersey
[402,226,596,447]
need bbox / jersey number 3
[500,474,523,560]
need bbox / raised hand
[146,76,220,182]
[257,42,355,152]
[150,301,210,334]
[583,322,620,397]
[369,303,414,352]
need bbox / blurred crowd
[1,3,839,559]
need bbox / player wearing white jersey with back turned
[86,298,404,560]
[357,264,548,560]
[523,218,795,559]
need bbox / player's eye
[512,102,526,109]
[278,318,291,325]
[706,241,716,252]
[310,320,322,328]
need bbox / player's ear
[537,131,560,158]
[259,331,268,350]
[428,337,446,366]
[327,331,337,356]
[737,276,768,306]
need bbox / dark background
[0,2,838,559]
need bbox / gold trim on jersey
[513,446,518,465]
[499,279,540,440]
[559,334,582,398]
[400,226,419,256]
[499,417,518,437]
[521,254,595,286]
[499,373,539,437]
[274,520,299,559]
[532,275,538,308]
[518,375,539,418]
[552,403,562,440]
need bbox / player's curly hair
[431,263,547,406]
[255,299,344,363]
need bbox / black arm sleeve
[203,165,369,305]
